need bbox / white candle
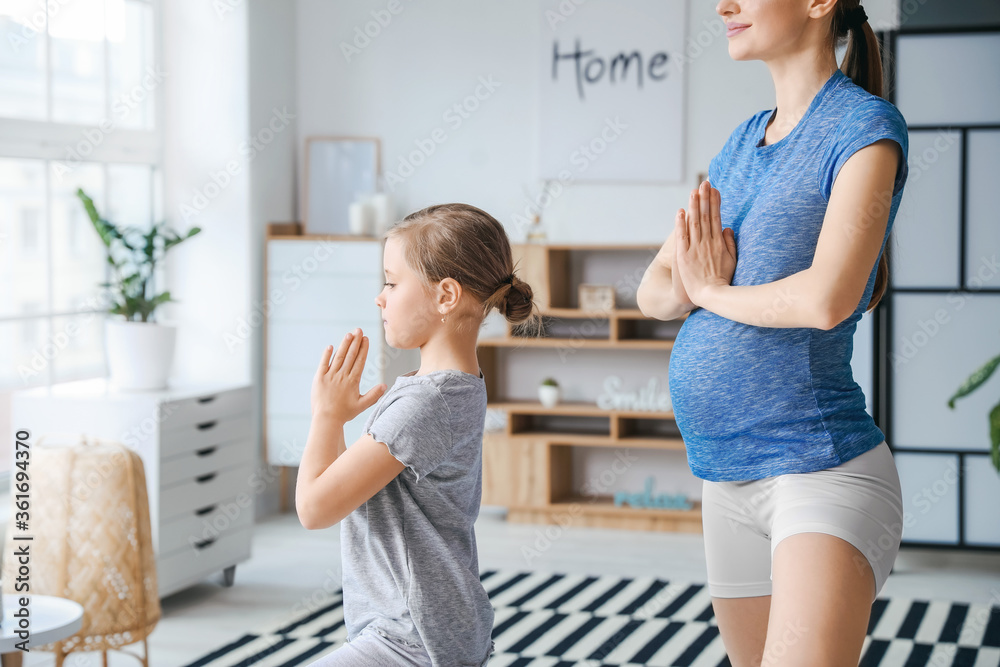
[369,193,394,234]
[348,201,373,235]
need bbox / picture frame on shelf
[304,136,381,235]
[579,284,615,311]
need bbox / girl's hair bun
[501,274,534,324]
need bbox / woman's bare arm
[691,139,901,329]
[637,225,698,321]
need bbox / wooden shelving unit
[479,243,701,533]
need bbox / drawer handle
[195,473,217,483]
[195,446,217,457]
[197,395,217,404]
[195,504,217,516]
[196,420,217,430]
[194,538,217,549]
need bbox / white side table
[0,595,83,666]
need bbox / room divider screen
[875,26,1000,550]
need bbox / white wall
[161,0,251,386]
[295,0,896,243]
[248,0,300,519]
[161,1,297,518]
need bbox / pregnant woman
[637,1,908,665]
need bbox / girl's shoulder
[389,370,486,414]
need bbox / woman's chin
[727,44,755,62]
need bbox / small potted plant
[77,188,201,390]
[538,377,560,408]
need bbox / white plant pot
[538,385,560,408]
[105,320,177,390]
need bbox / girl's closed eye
[383,282,395,288]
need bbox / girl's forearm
[297,415,347,493]
[697,268,835,329]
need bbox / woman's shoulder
[828,78,908,136]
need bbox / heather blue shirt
[668,69,909,482]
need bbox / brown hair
[385,203,542,335]
[831,1,890,313]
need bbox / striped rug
[183,569,1000,666]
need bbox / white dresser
[264,236,387,466]
[12,379,254,598]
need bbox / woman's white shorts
[701,440,904,603]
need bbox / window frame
[0,0,164,493]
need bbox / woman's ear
[808,0,839,21]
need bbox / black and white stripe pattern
[182,570,1000,666]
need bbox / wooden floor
[21,508,1000,666]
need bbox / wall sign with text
[539,0,688,183]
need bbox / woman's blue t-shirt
[668,69,909,482]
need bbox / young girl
[638,1,907,665]
[295,203,538,666]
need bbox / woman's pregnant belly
[668,308,837,477]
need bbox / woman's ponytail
[833,1,890,312]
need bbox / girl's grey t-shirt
[340,367,495,666]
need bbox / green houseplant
[77,188,201,389]
[947,350,1000,472]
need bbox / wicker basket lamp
[1,435,161,666]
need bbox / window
[19,207,39,253]
[0,0,161,479]
[0,0,156,128]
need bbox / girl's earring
[441,316,446,323]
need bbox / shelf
[549,496,702,520]
[496,402,681,445]
[480,243,698,534]
[501,433,685,450]
[511,412,611,438]
[536,307,688,321]
[619,416,680,439]
[488,401,674,420]
[614,436,687,451]
[505,498,703,532]
[478,336,674,350]
[477,307,686,348]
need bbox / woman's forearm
[637,260,698,322]
[696,268,835,329]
